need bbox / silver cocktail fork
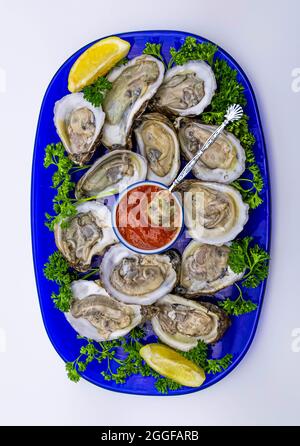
[168,104,244,192]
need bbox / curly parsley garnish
[232,164,264,209]
[43,251,98,311]
[220,284,258,316]
[66,337,122,383]
[169,36,217,67]
[43,251,77,311]
[154,377,182,393]
[219,237,270,316]
[143,42,165,65]
[181,340,208,367]
[66,333,233,394]
[44,143,78,231]
[143,37,217,69]
[229,237,270,288]
[83,76,112,107]
[206,354,233,374]
[66,329,156,385]
[44,142,100,231]
[201,59,246,122]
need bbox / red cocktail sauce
[116,184,181,251]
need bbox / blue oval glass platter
[31,30,271,395]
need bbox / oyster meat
[177,119,246,183]
[102,55,165,149]
[54,92,105,165]
[54,201,117,272]
[100,244,180,305]
[176,180,248,244]
[152,294,230,351]
[75,150,147,199]
[177,240,244,296]
[65,280,142,341]
[134,113,180,185]
[152,61,216,117]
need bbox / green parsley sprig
[83,76,112,107]
[220,283,258,316]
[232,164,264,209]
[44,142,100,231]
[201,59,246,122]
[182,342,232,376]
[169,36,217,67]
[43,251,77,311]
[219,237,270,316]
[154,377,182,393]
[43,251,98,311]
[143,42,166,66]
[229,237,270,288]
[66,328,158,385]
[206,354,233,374]
[182,340,208,368]
[66,336,117,382]
[44,143,77,231]
[66,332,233,394]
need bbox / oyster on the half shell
[54,201,117,272]
[152,61,217,117]
[176,119,246,183]
[65,280,143,341]
[134,113,180,185]
[177,240,244,296]
[176,180,248,244]
[54,92,105,165]
[100,244,180,305]
[101,55,165,149]
[152,294,230,351]
[75,150,147,199]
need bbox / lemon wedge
[140,344,206,388]
[68,36,130,92]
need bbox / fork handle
[169,120,228,192]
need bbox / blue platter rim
[31,29,271,396]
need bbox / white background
[0,0,299,426]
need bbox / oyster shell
[176,119,246,183]
[101,55,165,149]
[134,113,180,185]
[177,240,244,296]
[54,201,117,272]
[152,61,217,117]
[176,180,248,244]
[54,93,105,165]
[75,150,147,199]
[152,294,230,351]
[100,244,180,305]
[65,280,142,341]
